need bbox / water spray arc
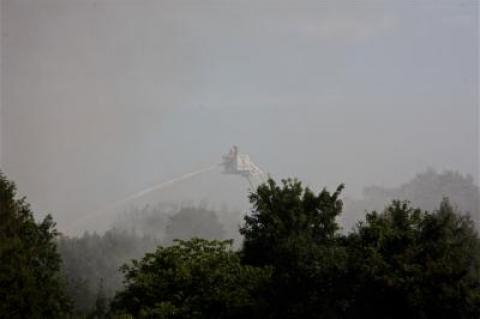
[72,146,265,233]
[71,165,217,233]
[107,165,217,209]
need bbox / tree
[88,279,108,319]
[346,199,480,318]
[164,206,226,244]
[108,177,480,318]
[342,169,480,231]
[58,229,158,316]
[240,178,344,266]
[111,238,271,319]
[240,178,347,318]
[0,171,71,318]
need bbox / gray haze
[1,0,478,233]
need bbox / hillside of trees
[342,169,479,231]
[59,205,228,316]
[111,202,242,245]
[1,171,479,318]
[58,230,158,316]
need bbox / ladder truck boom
[221,146,267,188]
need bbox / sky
[1,0,478,233]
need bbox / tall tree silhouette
[0,172,71,318]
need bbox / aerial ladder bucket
[220,146,267,189]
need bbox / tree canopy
[343,169,480,231]
[240,178,348,318]
[110,178,480,319]
[110,238,271,319]
[2,172,478,318]
[59,204,226,316]
[346,199,480,318]
[0,172,71,318]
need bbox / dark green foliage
[110,178,480,318]
[239,179,480,318]
[60,204,227,316]
[240,178,347,318]
[241,178,344,266]
[60,205,226,317]
[111,238,271,319]
[0,171,71,318]
[4,171,477,318]
[346,199,480,318]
